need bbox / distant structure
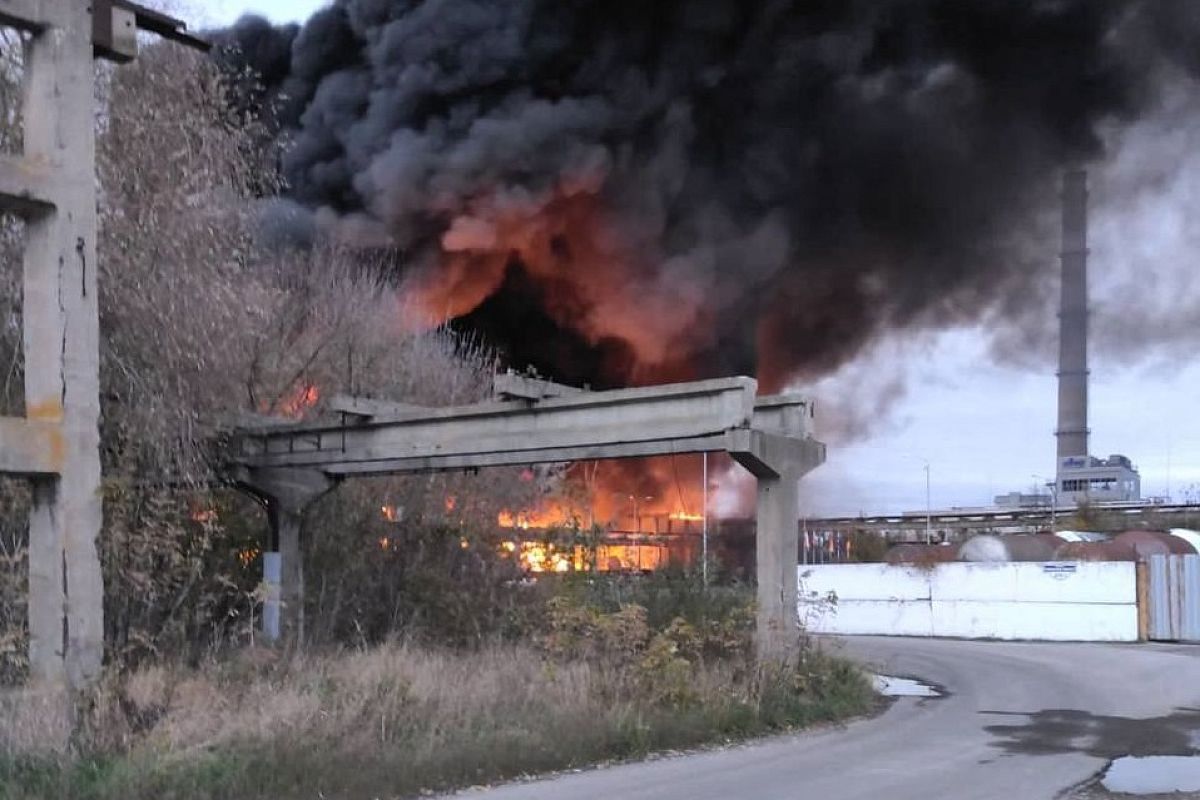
[1052,170,1140,506]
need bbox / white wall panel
[799,562,1139,642]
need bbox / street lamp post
[628,494,654,533]
[924,462,932,545]
[1033,474,1057,532]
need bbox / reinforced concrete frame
[0,1,205,688]
[233,374,826,661]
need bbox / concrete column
[267,503,306,644]
[755,472,801,661]
[237,468,334,645]
[730,429,826,663]
[261,551,282,642]
[22,4,104,687]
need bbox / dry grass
[0,689,71,760]
[0,641,870,800]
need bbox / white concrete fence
[799,561,1139,642]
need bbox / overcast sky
[205,1,329,26]
[208,2,1200,517]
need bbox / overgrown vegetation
[0,583,869,800]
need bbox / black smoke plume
[216,0,1199,391]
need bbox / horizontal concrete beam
[0,416,63,475]
[0,155,59,217]
[328,394,429,419]
[493,372,584,401]
[0,0,66,32]
[323,433,733,476]
[236,377,759,473]
[752,393,813,439]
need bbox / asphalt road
[452,637,1200,800]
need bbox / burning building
[492,455,715,573]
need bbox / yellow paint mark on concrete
[42,425,65,472]
[26,399,64,423]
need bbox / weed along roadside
[0,577,872,800]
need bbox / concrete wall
[799,561,1138,642]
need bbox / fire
[491,455,728,574]
[381,505,402,523]
[401,185,710,379]
[517,542,574,573]
[445,496,457,512]
[498,537,671,574]
[190,507,218,524]
[497,457,720,533]
[275,383,320,418]
[497,503,580,530]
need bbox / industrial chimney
[1056,169,1089,462]
[1050,169,1143,507]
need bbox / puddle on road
[871,674,942,697]
[1100,755,1200,795]
[983,708,1200,759]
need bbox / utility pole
[1049,481,1058,532]
[924,462,932,545]
[0,0,206,689]
[701,452,708,586]
[1034,474,1056,532]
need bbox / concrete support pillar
[237,468,334,646]
[755,472,801,660]
[22,4,104,688]
[731,428,826,663]
[266,503,306,644]
[261,551,282,642]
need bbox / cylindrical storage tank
[1148,530,1196,554]
[957,535,1009,562]
[1053,539,1137,562]
[1169,529,1200,554]
[1113,530,1191,559]
[1055,530,1107,543]
[885,543,957,565]
[958,534,1060,562]
[1005,534,1063,561]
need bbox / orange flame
[516,542,575,573]
[190,507,218,524]
[497,504,580,530]
[401,185,710,378]
[276,384,320,418]
[497,538,671,573]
